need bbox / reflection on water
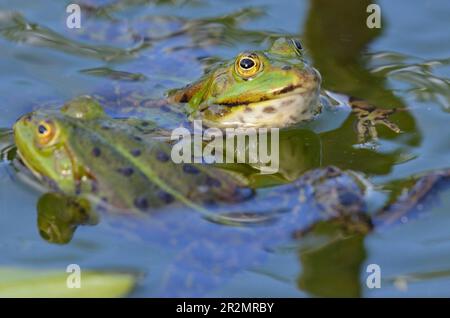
[297,223,367,297]
[368,52,450,113]
[37,193,98,244]
[22,144,377,296]
[0,0,449,297]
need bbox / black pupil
[38,125,47,134]
[239,58,255,69]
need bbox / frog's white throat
[200,88,321,128]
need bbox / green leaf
[0,267,137,298]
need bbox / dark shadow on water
[297,223,367,298]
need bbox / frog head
[171,38,322,128]
[13,96,105,193]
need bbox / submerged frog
[12,97,448,227]
[11,97,450,296]
[13,97,250,215]
[168,38,400,141]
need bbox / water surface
[0,0,450,297]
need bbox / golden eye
[36,120,56,145]
[235,54,262,79]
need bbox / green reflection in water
[297,223,367,297]
[37,192,98,244]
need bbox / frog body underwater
[13,97,449,230]
[13,97,248,215]
[12,97,450,297]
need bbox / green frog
[121,37,402,184]
[13,97,249,215]
[3,8,447,297]
[168,38,400,141]
[13,97,449,228]
[84,37,403,185]
[11,97,449,297]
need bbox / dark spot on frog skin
[78,206,87,216]
[206,177,221,187]
[233,187,254,201]
[282,65,292,70]
[134,196,149,211]
[316,202,327,214]
[91,181,98,193]
[42,176,59,191]
[157,191,175,204]
[244,107,253,112]
[75,183,82,195]
[156,151,170,162]
[263,106,276,113]
[183,164,200,174]
[338,191,362,206]
[325,166,341,177]
[131,149,142,157]
[133,136,143,142]
[92,147,101,157]
[141,121,149,127]
[117,167,134,177]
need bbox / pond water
[0,0,449,297]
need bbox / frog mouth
[199,86,321,129]
[215,84,307,108]
[13,127,41,179]
[13,148,53,192]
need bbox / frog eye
[235,53,262,79]
[36,120,56,145]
